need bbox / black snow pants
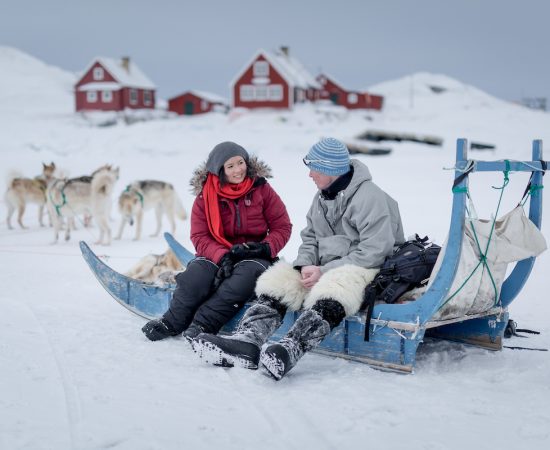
[162,257,271,334]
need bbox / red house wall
[120,88,155,110]
[318,75,383,110]
[233,55,291,109]
[168,92,220,115]
[75,90,123,112]
[75,62,117,88]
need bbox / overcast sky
[2,0,549,103]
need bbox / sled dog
[47,164,119,245]
[125,248,183,285]
[116,180,187,241]
[5,162,57,229]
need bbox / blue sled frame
[80,139,547,373]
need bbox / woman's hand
[211,253,234,291]
[230,242,271,261]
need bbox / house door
[184,101,194,115]
[330,93,339,105]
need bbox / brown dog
[5,162,56,229]
[125,248,184,285]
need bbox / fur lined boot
[260,299,345,380]
[192,295,286,369]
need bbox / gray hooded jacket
[293,159,405,273]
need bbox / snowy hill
[366,72,550,153]
[1,47,550,450]
[0,46,75,116]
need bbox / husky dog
[115,180,187,241]
[47,164,119,245]
[125,248,183,285]
[5,162,57,229]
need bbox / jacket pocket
[318,235,352,265]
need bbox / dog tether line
[49,180,68,217]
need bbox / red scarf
[202,174,255,248]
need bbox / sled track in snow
[223,367,336,449]
[21,300,82,450]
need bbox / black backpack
[362,235,441,340]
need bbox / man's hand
[300,265,321,289]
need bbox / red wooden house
[75,57,156,112]
[230,47,321,109]
[317,73,384,110]
[168,90,228,115]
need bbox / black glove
[230,242,272,261]
[212,253,235,291]
[141,318,179,341]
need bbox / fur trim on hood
[189,155,272,195]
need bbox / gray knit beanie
[303,137,350,176]
[205,141,250,175]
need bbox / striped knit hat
[303,137,351,176]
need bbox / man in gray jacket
[193,137,405,379]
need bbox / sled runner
[79,237,194,319]
[81,139,547,373]
[163,232,195,264]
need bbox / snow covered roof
[318,72,348,91]
[189,90,228,104]
[76,82,121,91]
[79,57,156,90]
[230,48,321,90]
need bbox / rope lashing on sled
[370,313,422,340]
[439,162,513,310]
[519,159,546,207]
[125,185,144,207]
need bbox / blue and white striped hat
[303,137,351,176]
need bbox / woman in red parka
[142,141,292,341]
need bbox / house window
[253,61,269,77]
[268,85,283,101]
[201,100,208,110]
[296,89,305,102]
[129,89,138,105]
[93,67,104,81]
[87,91,97,102]
[102,91,112,102]
[240,85,254,101]
[255,86,268,101]
[143,90,152,106]
[348,93,358,104]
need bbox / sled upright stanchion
[80,140,547,373]
[499,140,544,307]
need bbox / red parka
[190,176,292,264]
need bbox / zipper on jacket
[234,200,241,229]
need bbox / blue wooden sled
[80,139,547,372]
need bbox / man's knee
[255,261,307,311]
[303,264,379,316]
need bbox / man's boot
[260,299,345,380]
[192,296,286,369]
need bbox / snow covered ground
[1,46,550,450]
